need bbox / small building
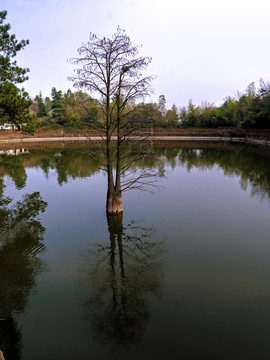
[0,123,16,130]
[0,123,26,130]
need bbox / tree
[0,81,32,128]
[69,27,157,214]
[158,94,167,115]
[44,96,52,115]
[51,87,66,125]
[233,83,261,129]
[220,96,238,126]
[35,91,47,118]
[0,11,33,130]
[179,100,200,128]
[257,79,270,128]
[165,104,179,128]
[0,10,29,84]
[132,101,163,128]
[63,89,98,129]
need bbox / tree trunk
[106,190,123,215]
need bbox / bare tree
[69,27,157,215]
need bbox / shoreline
[0,135,269,146]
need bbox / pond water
[0,142,270,359]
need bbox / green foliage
[31,80,270,131]
[219,97,238,126]
[0,81,32,128]
[51,87,66,124]
[63,89,98,128]
[0,11,33,131]
[22,114,41,135]
[165,104,179,128]
[133,102,163,128]
[0,10,29,83]
[178,81,270,129]
[257,79,270,128]
[179,100,200,128]
[35,91,47,117]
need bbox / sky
[2,0,270,108]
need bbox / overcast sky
[2,0,270,107]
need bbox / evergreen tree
[51,87,66,125]
[0,11,32,128]
[0,82,32,128]
[35,91,47,117]
[0,10,29,83]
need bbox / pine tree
[0,10,29,83]
[35,92,47,117]
[0,11,32,128]
[51,87,66,125]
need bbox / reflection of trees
[0,179,47,359]
[25,147,101,185]
[0,146,101,186]
[82,214,164,350]
[0,145,164,191]
[0,318,21,360]
[1,143,269,199]
[156,145,270,200]
[1,155,27,189]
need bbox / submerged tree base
[106,193,123,215]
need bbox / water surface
[0,142,269,359]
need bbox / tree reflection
[0,179,47,359]
[2,143,269,200]
[1,155,27,190]
[82,214,164,350]
[181,147,270,200]
[29,147,101,185]
[154,144,270,200]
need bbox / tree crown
[69,27,154,108]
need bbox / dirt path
[0,136,269,146]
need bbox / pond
[0,142,270,359]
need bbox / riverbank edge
[0,135,269,146]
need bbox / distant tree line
[178,81,270,129]
[31,88,99,130]
[31,80,270,130]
